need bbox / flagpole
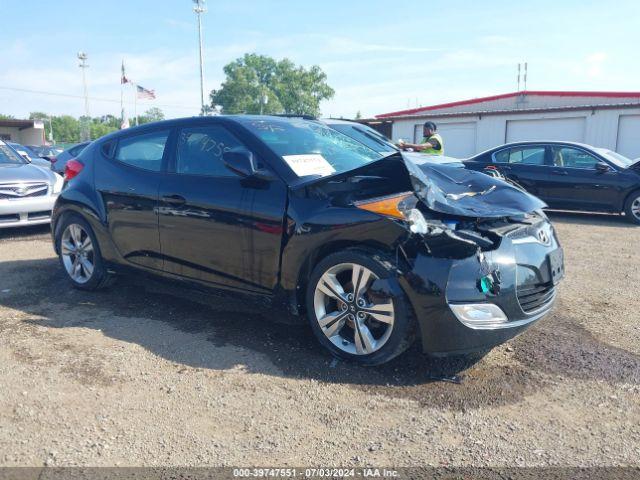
[134,85,138,126]
[120,60,124,126]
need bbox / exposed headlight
[354,192,444,235]
[449,303,508,329]
[52,173,64,194]
[404,207,432,234]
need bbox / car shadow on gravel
[0,224,51,242]
[2,257,639,411]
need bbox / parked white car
[0,140,63,228]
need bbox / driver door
[543,146,620,210]
[158,122,288,293]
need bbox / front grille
[28,210,52,220]
[0,214,20,223]
[0,182,49,200]
[517,282,556,313]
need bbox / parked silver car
[0,140,63,228]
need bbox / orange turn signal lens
[355,192,414,219]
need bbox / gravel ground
[0,212,638,468]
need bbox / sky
[0,0,639,120]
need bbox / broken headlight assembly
[354,192,445,235]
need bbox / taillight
[64,159,84,181]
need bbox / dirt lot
[0,212,638,468]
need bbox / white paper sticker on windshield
[283,154,336,177]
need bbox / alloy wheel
[632,196,640,221]
[61,224,95,284]
[313,263,395,356]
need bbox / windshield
[595,148,635,168]
[328,123,397,154]
[240,118,383,177]
[11,144,39,159]
[0,143,27,165]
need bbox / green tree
[138,107,165,125]
[210,53,334,117]
[0,114,15,120]
[50,115,80,143]
[355,111,362,120]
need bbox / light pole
[193,0,207,114]
[77,51,90,141]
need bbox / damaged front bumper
[396,216,563,356]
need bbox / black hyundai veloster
[52,116,564,365]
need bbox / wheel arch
[53,201,117,261]
[294,240,398,314]
[622,188,640,213]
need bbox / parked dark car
[50,142,90,174]
[464,141,640,224]
[28,145,64,160]
[52,116,564,365]
[7,142,52,169]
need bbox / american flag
[136,84,156,100]
[121,61,129,84]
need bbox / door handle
[162,194,186,205]
[551,170,569,176]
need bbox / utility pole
[193,0,207,114]
[48,116,54,144]
[77,52,90,141]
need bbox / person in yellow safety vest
[398,121,444,156]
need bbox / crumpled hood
[297,153,546,219]
[402,157,547,218]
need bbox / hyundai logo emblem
[536,228,550,245]
[15,186,28,196]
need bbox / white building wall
[390,107,640,158]
[18,128,45,145]
[0,126,20,141]
[0,126,44,145]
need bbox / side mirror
[223,147,272,180]
[595,161,611,173]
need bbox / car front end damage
[293,153,564,356]
[392,211,563,355]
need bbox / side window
[494,149,510,163]
[100,141,114,158]
[176,125,244,176]
[69,145,82,156]
[552,147,599,169]
[500,147,546,165]
[114,130,170,171]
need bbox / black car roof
[471,140,600,159]
[96,115,320,143]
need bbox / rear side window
[100,141,114,158]
[114,130,170,171]
[176,125,244,176]
[69,144,87,156]
[495,147,546,165]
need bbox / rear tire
[306,249,415,366]
[55,213,114,290]
[624,191,640,225]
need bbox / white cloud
[585,52,607,78]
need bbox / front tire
[55,214,114,290]
[306,249,415,366]
[624,192,640,225]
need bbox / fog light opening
[449,303,508,329]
